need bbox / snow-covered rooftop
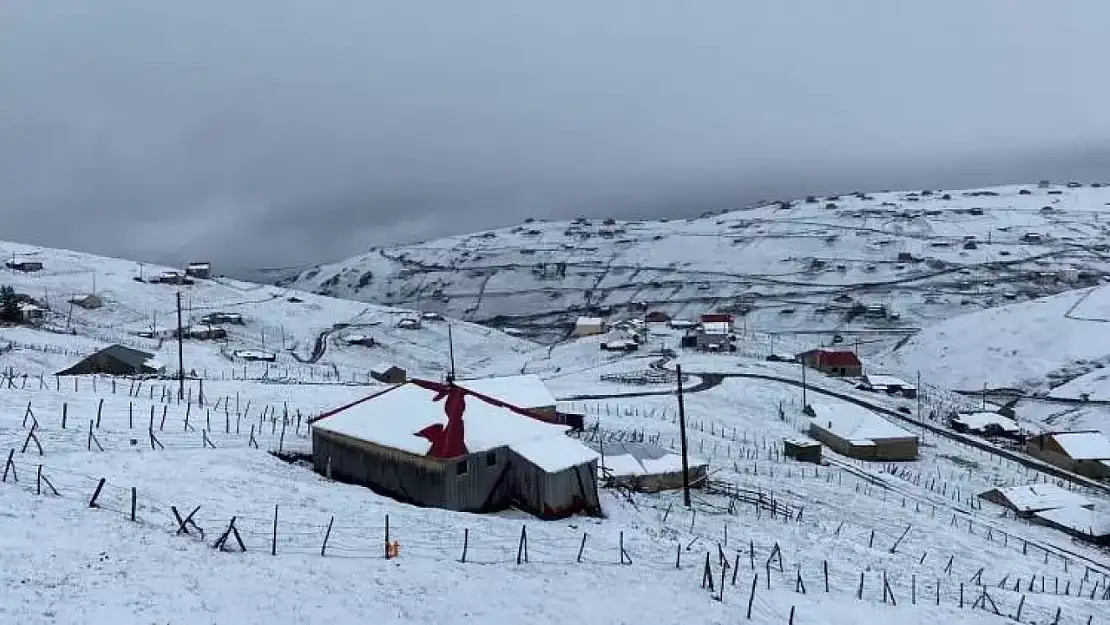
[509,435,598,473]
[982,483,1093,514]
[701,321,731,335]
[953,412,1020,433]
[808,402,914,443]
[1051,432,1110,460]
[1033,505,1110,537]
[864,374,913,388]
[575,317,603,326]
[452,374,557,409]
[312,381,581,459]
[591,441,706,477]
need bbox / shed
[783,438,822,463]
[861,374,917,398]
[586,440,708,493]
[644,311,671,323]
[57,345,163,376]
[178,324,227,340]
[200,312,244,325]
[572,317,606,337]
[1032,506,1110,545]
[344,334,376,347]
[806,402,918,461]
[186,262,211,279]
[370,364,407,384]
[310,379,601,519]
[18,302,45,324]
[233,349,276,362]
[979,483,1092,517]
[949,412,1022,438]
[396,317,422,330]
[6,260,43,272]
[1026,432,1110,479]
[797,350,862,377]
[668,319,697,329]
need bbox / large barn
[310,379,602,520]
[806,402,918,461]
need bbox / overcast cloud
[3,1,1110,274]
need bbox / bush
[0,286,20,323]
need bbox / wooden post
[36,464,42,495]
[577,532,586,563]
[321,516,334,556]
[131,487,137,522]
[129,402,133,429]
[461,528,469,563]
[61,403,67,429]
[89,477,106,508]
[823,560,829,592]
[746,574,758,620]
[516,525,528,564]
[271,504,278,556]
[385,514,390,559]
[96,399,103,428]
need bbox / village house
[859,374,917,398]
[6,260,43,272]
[200,312,244,325]
[1026,431,1110,480]
[370,364,407,384]
[177,324,228,341]
[797,350,862,377]
[309,379,602,520]
[948,412,1022,439]
[233,349,276,363]
[70,294,104,310]
[152,270,193,285]
[572,316,606,337]
[806,402,918,461]
[344,334,376,347]
[185,262,212,279]
[1032,506,1110,546]
[18,302,45,324]
[587,440,708,493]
[396,317,422,330]
[57,345,164,376]
[644,310,671,323]
[979,483,1092,518]
[783,438,822,463]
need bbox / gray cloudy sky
[4,1,1110,275]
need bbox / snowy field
[2,356,1109,624]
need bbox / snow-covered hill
[0,240,535,381]
[284,182,1110,345]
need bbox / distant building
[70,294,104,310]
[153,271,192,285]
[344,334,376,347]
[200,312,244,325]
[806,402,918,461]
[860,374,916,398]
[185,262,211,279]
[233,349,276,362]
[696,321,732,351]
[57,345,163,376]
[979,483,1092,518]
[797,350,862,377]
[948,412,1022,439]
[421,312,444,321]
[572,317,606,337]
[667,319,697,329]
[589,440,708,493]
[1022,233,1045,244]
[310,379,601,520]
[1026,432,1110,480]
[177,324,227,340]
[18,302,45,324]
[396,317,422,330]
[1032,506,1110,546]
[783,438,822,463]
[6,260,43,272]
[644,311,671,323]
[370,364,407,384]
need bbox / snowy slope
[1,355,1108,624]
[285,182,1110,346]
[0,240,535,381]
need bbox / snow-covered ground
[2,350,1109,624]
[0,240,536,382]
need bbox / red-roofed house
[310,378,602,520]
[798,350,863,377]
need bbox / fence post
[131,487,137,522]
[89,478,106,508]
[271,504,278,556]
[321,516,334,556]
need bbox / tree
[0,286,20,323]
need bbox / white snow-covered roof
[576,317,604,326]
[1050,432,1110,460]
[1033,506,1110,536]
[984,483,1093,514]
[18,302,43,312]
[510,436,599,473]
[593,441,706,478]
[953,412,1021,433]
[809,402,914,443]
[312,382,588,462]
[453,374,556,409]
[701,321,731,335]
[864,374,914,389]
[233,350,275,359]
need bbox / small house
[860,374,917,398]
[344,334,376,347]
[1026,432,1110,480]
[233,349,276,362]
[797,350,862,377]
[948,412,1022,439]
[644,311,671,323]
[783,438,822,463]
[1021,233,1044,244]
[979,483,1093,517]
[667,319,697,329]
[18,302,45,324]
[696,321,732,351]
[309,379,601,520]
[70,294,104,310]
[200,312,245,325]
[185,262,211,279]
[396,317,422,330]
[421,312,444,321]
[370,364,407,384]
[6,260,43,272]
[806,402,918,461]
[57,345,163,376]
[588,440,708,493]
[572,317,606,337]
[178,324,228,340]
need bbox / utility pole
[916,371,922,420]
[176,291,185,400]
[447,324,457,382]
[676,364,691,508]
[801,360,807,407]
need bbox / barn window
[456,462,468,476]
[485,452,497,467]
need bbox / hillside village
[2,184,1110,624]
